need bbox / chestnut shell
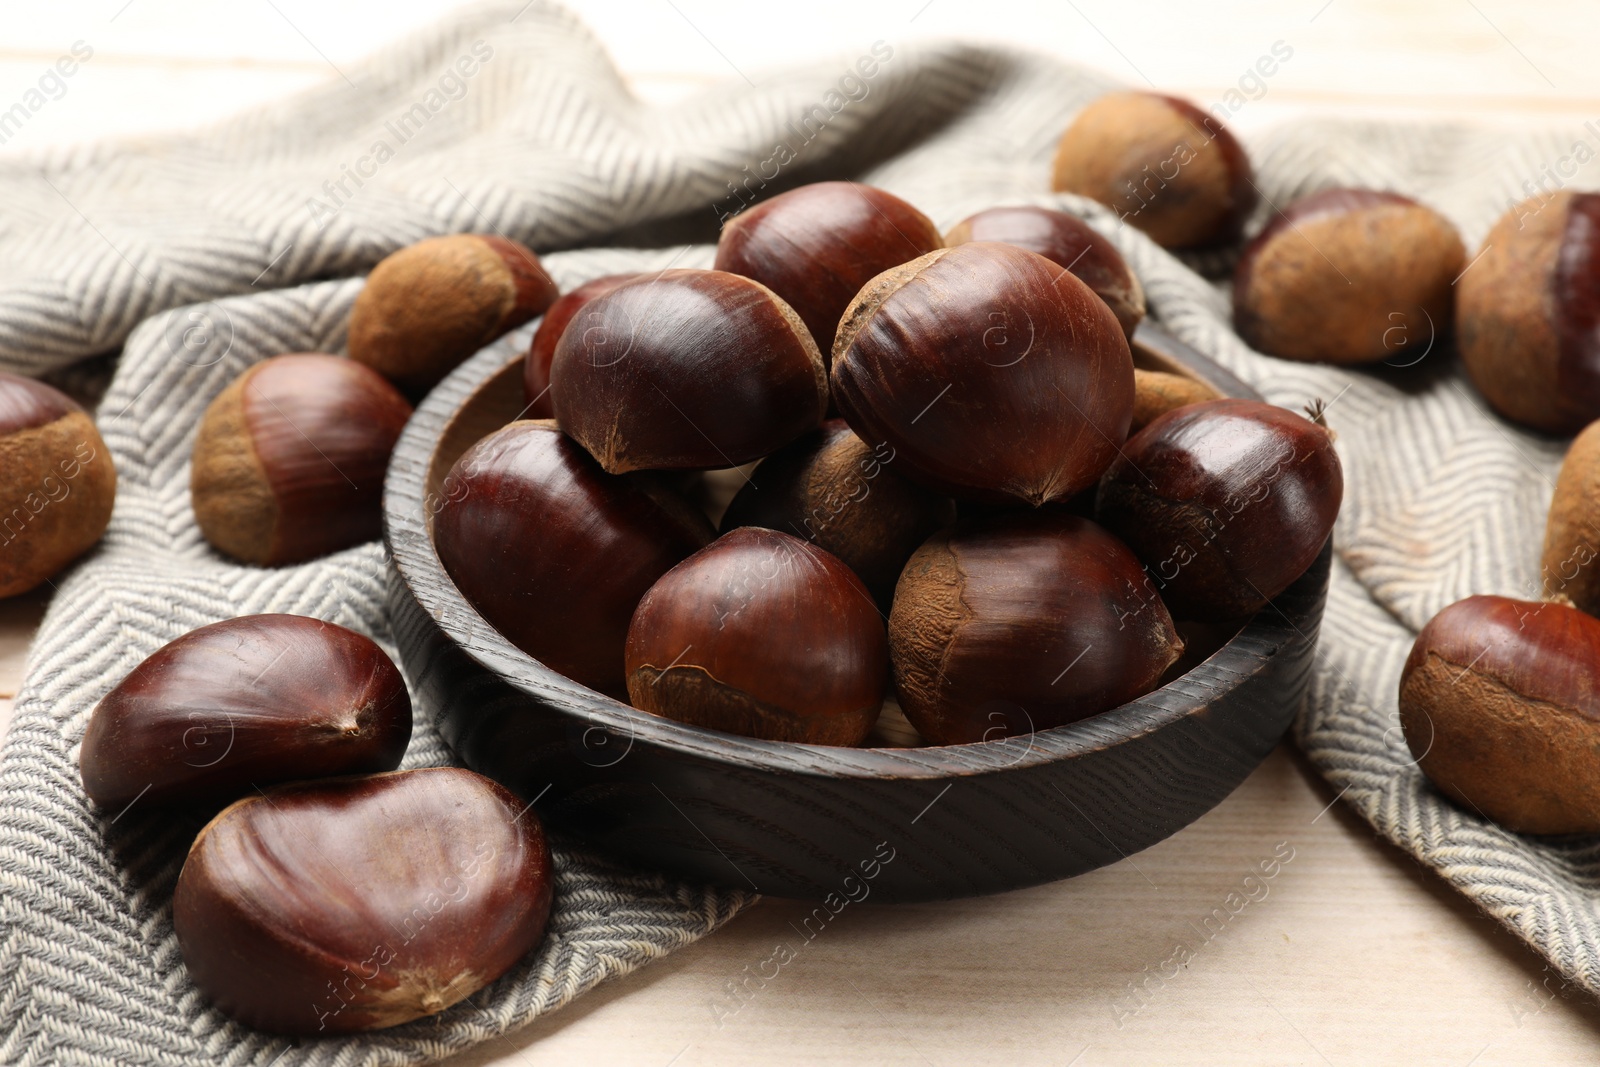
[944,205,1145,340]
[714,181,944,355]
[549,269,828,473]
[1399,595,1600,834]
[830,242,1135,506]
[890,512,1183,745]
[1095,399,1343,620]
[434,420,714,697]
[523,272,640,419]
[173,767,553,1034]
[719,419,956,606]
[79,614,412,810]
[625,527,888,745]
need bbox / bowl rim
[383,318,1320,783]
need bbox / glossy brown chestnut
[550,269,827,473]
[1399,595,1600,834]
[831,242,1134,506]
[191,354,413,566]
[348,234,560,396]
[1095,399,1343,620]
[625,527,887,745]
[1131,368,1220,432]
[719,419,956,606]
[945,205,1145,340]
[1233,188,1465,365]
[173,767,552,1034]
[890,512,1184,746]
[1051,91,1256,249]
[0,372,116,597]
[1457,191,1600,433]
[1544,419,1600,613]
[714,181,944,355]
[435,420,714,697]
[523,272,640,419]
[79,614,411,811]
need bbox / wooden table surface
[6,2,1600,1063]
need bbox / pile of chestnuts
[435,180,1346,749]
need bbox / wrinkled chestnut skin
[831,242,1134,506]
[174,767,552,1035]
[1399,596,1600,834]
[349,234,560,396]
[625,527,887,745]
[1095,399,1342,620]
[715,181,944,356]
[435,420,714,697]
[80,614,411,810]
[720,420,955,606]
[523,273,640,419]
[945,205,1145,340]
[191,354,413,566]
[0,372,117,597]
[550,269,827,473]
[890,513,1183,746]
[1051,92,1256,249]
[1544,419,1600,613]
[1457,191,1600,434]
[1131,368,1219,432]
[1234,188,1465,365]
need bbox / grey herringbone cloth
[2,1,1597,1062]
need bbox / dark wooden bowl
[384,321,1330,903]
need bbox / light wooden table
[6,2,1600,1063]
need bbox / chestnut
[435,420,714,697]
[625,527,887,745]
[550,269,827,473]
[714,181,943,355]
[890,512,1183,746]
[719,419,956,606]
[1544,419,1600,613]
[79,614,411,811]
[1131,368,1220,432]
[173,767,552,1034]
[0,372,116,597]
[944,205,1145,340]
[348,234,560,396]
[1457,191,1600,433]
[1398,595,1600,834]
[523,272,640,419]
[831,241,1134,506]
[1094,399,1342,620]
[1233,188,1465,365]
[1050,91,1255,249]
[191,354,413,566]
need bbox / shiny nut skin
[625,527,888,745]
[1233,188,1465,365]
[349,234,560,396]
[831,242,1134,506]
[434,420,714,697]
[0,372,117,597]
[890,512,1184,746]
[1399,595,1600,834]
[1051,91,1256,249]
[549,269,827,473]
[945,205,1145,340]
[1544,419,1600,612]
[173,767,552,1034]
[714,181,944,355]
[1094,399,1343,620]
[79,614,411,811]
[1457,191,1600,434]
[523,273,640,419]
[191,354,413,566]
[719,419,956,606]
